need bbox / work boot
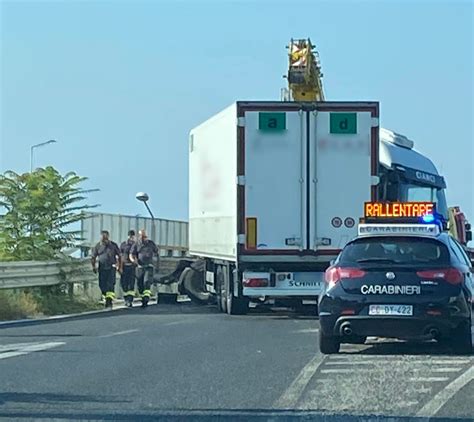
[141,296,149,308]
[105,297,113,308]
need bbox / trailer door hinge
[371,117,379,128]
[237,234,246,244]
[237,117,246,127]
[237,176,246,186]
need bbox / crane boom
[287,38,325,102]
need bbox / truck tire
[451,320,472,355]
[224,267,248,315]
[216,266,227,313]
[319,331,340,354]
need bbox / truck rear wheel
[224,267,248,315]
[216,266,227,313]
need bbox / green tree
[0,167,97,261]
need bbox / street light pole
[135,192,156,242]
[30,139,57,172]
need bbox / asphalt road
[0,302,473,421]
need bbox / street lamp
[135,192,156,241]
[30,139,57,172]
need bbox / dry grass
[0,286,102,321]
[0,290,39,320]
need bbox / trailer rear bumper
[242,271,324,297]
[243,287,322,297]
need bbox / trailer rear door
[239,102,379,255]
[243,108,307,251]
[310,109,377,251]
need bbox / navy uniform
[91,230,121,308]
[130,230,159,307]
[120,230,136,307]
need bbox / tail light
[325,267,366,284]
[416,268,463,285]
[243,278,268,288]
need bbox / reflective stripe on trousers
[105,291,115,300]
[142,289,152,298]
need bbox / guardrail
[0,260,95,290]
[0,258,182,299]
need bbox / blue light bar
[422,214,435,223]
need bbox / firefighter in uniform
[129,229,158,307]
[91,230,121,308]
[120,230,136,307]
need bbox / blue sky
[1,0,473,221]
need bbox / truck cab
[378,128,448,220]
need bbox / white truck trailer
[189,101,381,314]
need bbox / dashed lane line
[99,329,139,338]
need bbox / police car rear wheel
[451,320,472,355]
[319,331,340,354]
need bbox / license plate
[369,304,413,316]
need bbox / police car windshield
[339,237,450,266]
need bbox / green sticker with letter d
[330,113,357,134]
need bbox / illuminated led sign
[364,202,435,219]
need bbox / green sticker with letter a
[259,112,286,131]
[330,113,357,134]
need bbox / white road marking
[99,329,139,338]
[409,377,450,382]
[325,360,377,365]
[430,360,471,365]
[0,343,37,353]
[417,364,474,417]
[320,367,462,375]
[325,358,466,366]
[274,353,326,409]
[164,320,194,326]
[295,328,319,334]
[430,367,463,373]
[398,401,419,407]
[0,351,28,359]
[0,342,65,360]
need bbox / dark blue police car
[319,221,474,355]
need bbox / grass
[0,286,102,321]
[0,290,39,320]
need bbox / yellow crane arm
[287,38,325,102]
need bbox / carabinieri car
[318,222,474,354]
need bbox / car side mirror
[329,259,336,266]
